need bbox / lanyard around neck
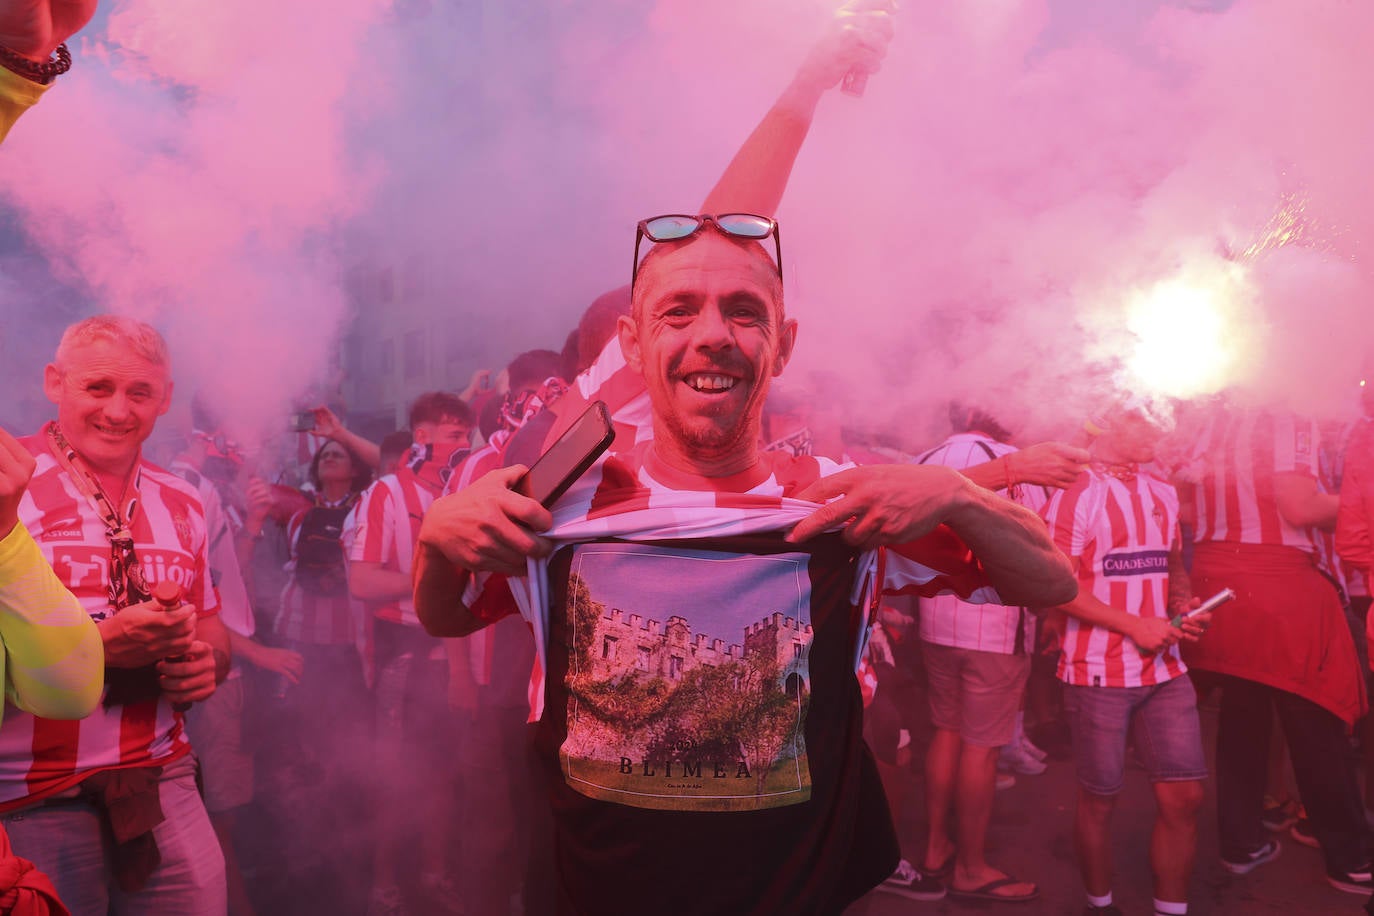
[45,422,139,532]
[46,422,150,611]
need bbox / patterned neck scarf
[45,422,151,612]
[500,377,569,436]
[1091,460,1139,485]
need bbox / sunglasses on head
[631,213,783,292]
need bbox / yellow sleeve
[0,522,104,724]
[0,66,50,145]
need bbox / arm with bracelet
[0,0,98,144]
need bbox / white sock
[1087,891,1113,908]
[1154,898,1187,916]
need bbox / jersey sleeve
[348,484,395,566]
[1338,428,1374,577]
[0,68,48,146]
[460,570,520,625]
[198,483,252,635]
[0,522,103,723]
[189,508,220,618]
[880,526,1001,604]
[1272,414,1318,477]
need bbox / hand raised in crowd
[788,464,973,548]
[1009,442,1091,490]
[97,599,197,667]
[458,368,494,402]
[310,406,345,441]
[791,0,895,97]
[0,424,36,541]
[157,640,218,705]
[0,0,98,61]
[419,465,553,577]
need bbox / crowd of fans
[5,294,1374,916]
[4,3,1374,916]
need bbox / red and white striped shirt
[459,443,1001,721]
[276,503,365,645]
[4,435,220,810]
[1188,409,1319,552]
[1042,466,1184,688]
[915,433,1049,654]
[542,336,653,455]
[347,467,443,627]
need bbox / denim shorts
[1062,675,1208,796]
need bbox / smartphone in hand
[515,401,614,508]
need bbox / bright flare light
[1124,268,1251,400]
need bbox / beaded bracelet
[0,43,71,86]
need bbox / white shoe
[1020,736,1049,762]
[1000,743,1048,776]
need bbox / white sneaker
[1000,743,1048,776]
[1220,839,1281,875]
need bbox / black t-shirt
[536,532,898,916]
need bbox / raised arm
[957,442,1089,494]
[699,1,894,216]
[0,0,100,144]
[787,464,1077,606]
[313,406,382,471]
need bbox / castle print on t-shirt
[559,542,814,812]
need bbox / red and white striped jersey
[542,336,653,456]
[4,434,220,810]
[446,441,504,495]
[347,467,443,627]
[914,433,1049,655]
[1187,409,1319,552]
[276,506,364,645]
[1041,466,1184,688]
[458,442,1002,721]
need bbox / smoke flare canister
[152,580,184,608]
[151,581,194,711]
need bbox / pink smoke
[3,0,1371,450]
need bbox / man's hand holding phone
[420,401,612,577]
[419,467,553,577]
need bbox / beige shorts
[184,677,254,813]
[923,641,1030,748]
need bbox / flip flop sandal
[947,877,1040,903]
